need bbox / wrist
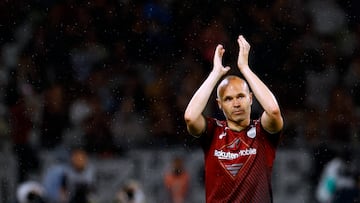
[210,69,225,78]
[238,65,250,72]
[209,70,224,83]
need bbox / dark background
[1,0,360,202]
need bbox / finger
[215,44,225,58]
[220,47,225,57]
[238,36,245,51]
[216,44,223,53]
[224,66,231,72]
[237,36,242,47]
[238,35,244,43]
[239,35,250,50]
[239,35,246,42]
[239,36,250,55]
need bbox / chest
[205,125,268,177]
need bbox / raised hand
[237,35,251,71]
[213,44,231,75]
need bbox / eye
[237,94,245,99]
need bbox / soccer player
[184,35,284,202]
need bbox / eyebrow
[223,95,233,101]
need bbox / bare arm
[237,35,283,133]
[184,45,230,136]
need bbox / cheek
[223,105,233,116]
[244,98,252,106]
[245,102,253,112]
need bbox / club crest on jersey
[247,126,256,138]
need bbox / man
[163,157,190,203]
[42,147,95,203]
[184,35,284,202]
[65,147,95,203]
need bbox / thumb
[224,66,231,72]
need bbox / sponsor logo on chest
[213,126,257,176]
[214,148,257,160]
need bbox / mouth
[232,110,244,115]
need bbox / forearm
[185,44,229,135]
[240,66,281,115]
[236,35,283,132]
[184,70,222,121]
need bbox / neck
[227,119,250,132]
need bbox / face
[217,77,252,127]
[71,149,88,172]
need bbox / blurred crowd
[1,0,360,202]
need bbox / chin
[229,117,244,123]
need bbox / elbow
[184,110,202,127]
[184,111,194,125]
[266,106,282,119]
[263,107,284,133]
[270,107,281,117]
[270,107,284,127]
[184,112,205,136]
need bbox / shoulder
[255,118,282,147]
[207,117,226,128]
[196,117,225,147]
[203,117,227,135]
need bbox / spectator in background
[81,94,115,156]
[333,172,360,203]
[114,180,145,203]
[69,27,107,83]
[305,0,347,37]
[40,84,68,150]
[326,85,357,144]
[304,39,339,113]
[9,94,40,183]
[16,180,46,203]
[145,63,176,143]
[110,96,148,151]
[316,147,356,203]
[163,157,190,203]
[7,74,40,183]
[41,146,95,203]
[196,16,230,64]
[63,86,91,149]
[344,53,360,107]
[42,161,67,203]
[65,147,95,203]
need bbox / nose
[233,98,241,107]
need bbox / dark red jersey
[198,117,282,203]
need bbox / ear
[216,98,222,110]
[249,92,253,105]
